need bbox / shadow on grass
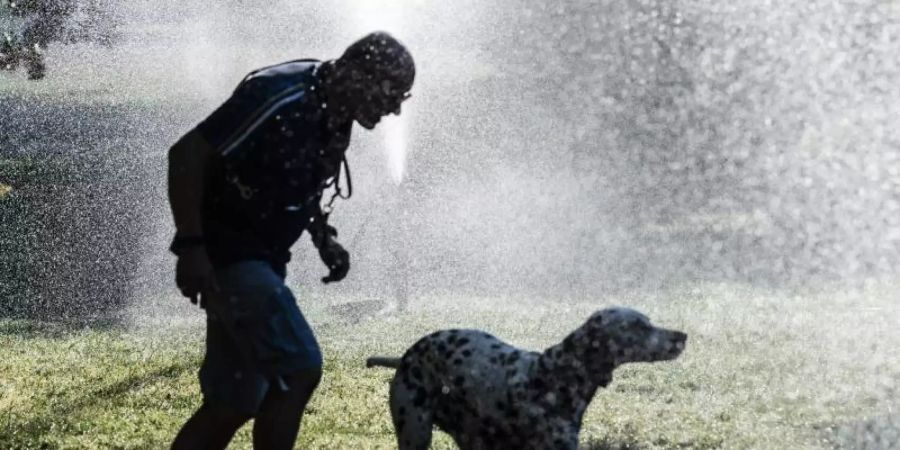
[584,433,724,450]
[0,361,194,448]
[825,414,900,450]
[0,317,122,339]
[583,437,643,450]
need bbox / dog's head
[577,307,687,366]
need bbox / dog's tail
[366,356,401,369]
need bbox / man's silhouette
[167,31,415,450]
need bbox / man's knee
[287,367,322,397]
[256,368,323,421]
[277,368,323,406]
[204,402,252,428]
[171,402,250,450]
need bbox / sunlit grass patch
[2,282,899,449]
[0,324,196,449]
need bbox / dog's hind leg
[389,376,434,450]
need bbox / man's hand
[175,247,219,307]
[309,210,350,283]
[318,238,350,284]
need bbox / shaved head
[339,31,415,92]
[322,31,416,129]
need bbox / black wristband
[169,235,205,256]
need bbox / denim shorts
[198,260,322,415]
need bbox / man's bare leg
[252,369,323,450]
[171,403,250,450]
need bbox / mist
[3,0,899,319]
[3,1,900,447]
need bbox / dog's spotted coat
[366,307,687,450]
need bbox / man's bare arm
[168,129,214,238]
[168,129,220,303]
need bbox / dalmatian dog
[366,307,687,450]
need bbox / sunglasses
[378,79,411,99]
[373,79,411,113]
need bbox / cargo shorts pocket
[249,286,320,368]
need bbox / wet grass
[2,282,899,449]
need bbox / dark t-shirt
[195,60,352,274]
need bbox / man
[167,31,414,450]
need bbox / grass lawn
[2,282,899,449]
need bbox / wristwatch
[169,235,205,256]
